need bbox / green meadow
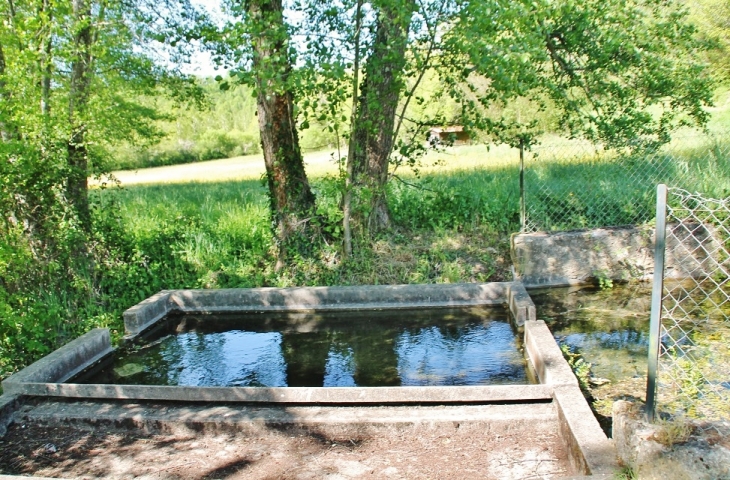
[102,128,730,300]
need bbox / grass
[104,129,730,237]
[94,131,730,420]
[90,128,730,304]
[100,143,520,187]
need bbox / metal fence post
[519,139,526,232]
[646,184,667,422]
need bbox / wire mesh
[522,131,730,233]
[655,188,730,422]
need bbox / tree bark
[350,0,415,231]
[248,0,316,266]
[67,0,94,230]
[343,0,363,258]
[39,0,52,116]
[0,41,14,142]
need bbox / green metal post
[646,184,667,422]
[520,139,525,232]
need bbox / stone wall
[512,227,654,287]
[511,225,724,287]
[612,400,730,480]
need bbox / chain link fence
[521,131,730,233]
[647,186,730,422]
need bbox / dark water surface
[76,307,530,387]
[529,285,652,382]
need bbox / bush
[110,130,263,171]
[195,129,261,161]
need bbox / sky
[182,0,229,77]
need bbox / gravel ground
[0,416,574,479]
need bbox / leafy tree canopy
[212,0,713,152]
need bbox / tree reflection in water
[80,307,529,387]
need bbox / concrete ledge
[512,225,725,287]
[169,283,509,312]
[6,282,621,478]
[554,385,618,476]
[12,383,553,404]
[512,226,655,287]
[0,394,22,437]
[22,401,559,433]
[1,329,112,395]
[508,282,536,327]
[524,320,577,386]
[123,290,173,336]
[125,283,512,337]
[524,321,618,475]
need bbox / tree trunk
[350,0,415,231]
[343,0,364,258]
[67,0,93,230]
[39,0,52,116]
[0,41,14,142]
[248,0,316,267]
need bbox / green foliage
[560,343,593,392]
[687,0,730,83]
[439,0,715,149]
[0,198,129,378]
[594,270,614,290]
[388,168,520,232]
[111,81,262,170]
[0,0,211,379]
[615,466,638,480]
[4,132,730,381]
[0,0,723,390]
[525,135,730,231]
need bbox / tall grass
[525,134,730,231]
[106,134,730,294]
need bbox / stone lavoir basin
[0,282,618,477]
[73,306,532,388]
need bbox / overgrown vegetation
[0,0,209,381]
[560,344,594,393]
[526,132,730,231]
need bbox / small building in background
[428,126,470,146]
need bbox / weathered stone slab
[1,329,111,395]
[512,224,724,287]
[13,383,553,404]
[664,222,726,280]
[512,226,655,287]
[508,282,536,327]
[613,400,730,480]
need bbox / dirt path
[0,418,573,479]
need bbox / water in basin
[75,306,530,387]
[529,285,651,383]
